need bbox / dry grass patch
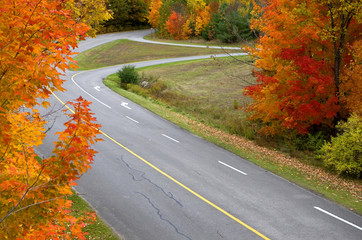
[138,56,257,137]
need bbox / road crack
[217,230,224,238]
[136,192,192,240]
[120,156,183,207]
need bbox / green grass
[74,39,241,70]
[103,59,361,214]
[69,193,121,240]
[137,56,257,138]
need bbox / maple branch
[0,69,9,83]
[210,56,256,87]
[41,104,65,134]
[0,142,10,161]
[0,163,45,224]
[29,181,67,192]
[55,103,83,168]
[220,50,257,66]
[44,117,57,134]
[7,195,67,217]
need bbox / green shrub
[117,65,139,88]
[319,114,362,178]
[293,131,327,152]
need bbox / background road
[39,30,361,240]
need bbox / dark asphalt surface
[38,30,362,240]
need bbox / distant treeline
[100,0,256,43]
[99,0,150,33]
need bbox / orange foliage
[194,5,212,36]
[149,0,163,28]
[165,11,192,40]
[148,0,218,39]
[244,0,361,135]
[340,39,362,115]
[0,0,103,238]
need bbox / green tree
[202,2,253,43]
[103,0,149,32]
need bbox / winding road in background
[39,30,361,240]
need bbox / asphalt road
[39,30,362,240]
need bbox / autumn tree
[0,0,109,238]
[68,0,112,36]
[149,0,163,28]
[149,0,213,38]
[243,0,361,135]
[166,10,192,39]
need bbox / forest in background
[104,0,361,178]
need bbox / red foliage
[244,0,361,135]
[165,11,191,40]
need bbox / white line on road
[71,73,111,109]
[126,116,139,124]
[218,161,247,176]
[162,134,180,143]
[314,206,362,231]
[121,102,131,109]
[94,86,101,91]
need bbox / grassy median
[74,39,240,70]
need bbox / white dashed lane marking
[218,161,247,176]
[162,134,180,143]
[126,116,139,124]
[314,207,362,231]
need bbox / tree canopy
[243,0,361,135]
[0,0,109,238]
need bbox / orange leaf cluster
[0,0,104,238]
[148,0,163,28]
[165,11,192,40]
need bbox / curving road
[39,30,362,240]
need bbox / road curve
[39,30,362,240]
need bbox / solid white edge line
[126,116,139,124]
[218,161,247,176]
[314,206,362,231]
[162,134,180,143]
[71,73,112,109]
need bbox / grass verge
[144,33,247,48]
[74,39,240,70]
[104,60,361,214]
[69,192,121,239]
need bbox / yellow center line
[51,91,270,240]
